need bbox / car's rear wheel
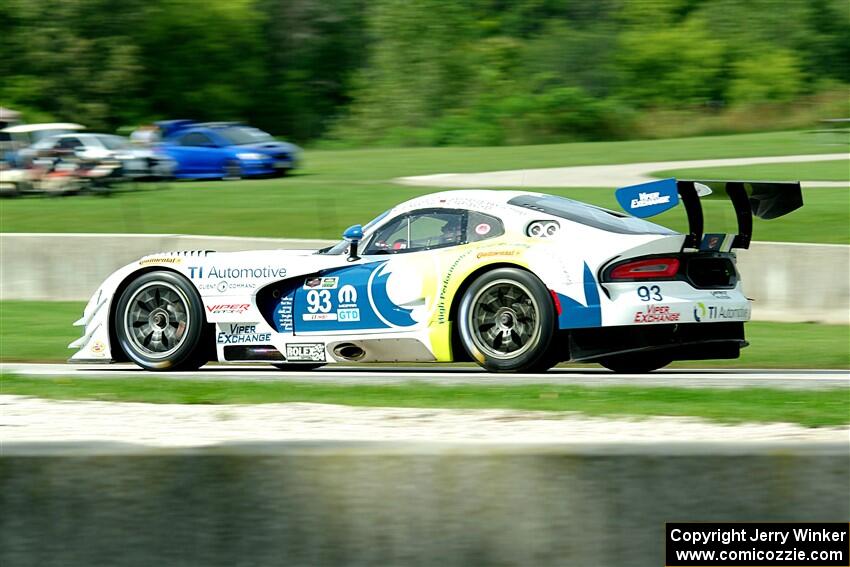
[114,271,209,371]
[458,268,556,373]
[598,352,672,373]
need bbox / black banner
[666,523,849,566]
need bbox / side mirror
[343,224,363,262]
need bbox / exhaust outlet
[333,343,365,361]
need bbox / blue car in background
[157,120,299,179]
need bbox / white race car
[70,179,802,372]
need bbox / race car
[70,179,802,372]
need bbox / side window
[58,137,82,150]
[180,132,213,147]
[365,210,467,254]
[466,211,505,242]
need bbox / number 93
[637,285,662,302]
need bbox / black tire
[271,363,324,371]
[457,267,556,372]
[223,159,242,180]
[599,352,672,373]
[114,271,209,371]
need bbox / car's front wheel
[223,159,242,180]
[114,271,209,371]
[457,268,557,372]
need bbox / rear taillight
[609,257,680,280]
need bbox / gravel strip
[1,395,846,447]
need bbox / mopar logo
[338,284,357,304]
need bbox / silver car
[20,133,175,179]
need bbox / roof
[0,122,85,134]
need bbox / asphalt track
[3,363,847,390]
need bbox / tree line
[1,0,847,146]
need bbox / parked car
[16,133,175,179]
[156,120,300,179]
[1,122,85,166]
[70,179,801,373]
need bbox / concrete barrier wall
[1,233,847,323]
[736,242,850,324]
[1,442,848,567]
[0,233,333,303]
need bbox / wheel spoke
[470,280,540,360]
[510,329,524,347]
[124,282,191,358]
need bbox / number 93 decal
[306,289,332,313]
[637,285,662,301]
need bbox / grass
[2,300,847,368]
[1,373,847,427]
[656,159,849,182]
[1,130,847,243]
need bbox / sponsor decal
[303,313,337,321]
[632,192,671,208]
[634,304,681,323]
[475,250,518,259]
[195,280,257,293]
[91,340,106,353]
[700,233,726,251]
[286,343,326,362]
[216,324,271,344]
[275,294,294,332]
[475,223,491,236]
[711,291,731,299]
[694,302,749,322]
[139,257,181,266]
[188,266,287,280]
[303,276,338,290]
[338,284,357,304]
[338,308,360,322]
[615,178,679,218]
[206,303,250,315]
[438,249,474,322]
[336,284,360,322]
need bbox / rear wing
[615,178,803,250]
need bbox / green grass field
[656,159,849,182]
[1,130,847,243]
[1,373,847,427]
[2,300,847,368]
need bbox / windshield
[216,126,274,145]
[319,209,391,255]
[96,135,130,150]
[508,194,676,235]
